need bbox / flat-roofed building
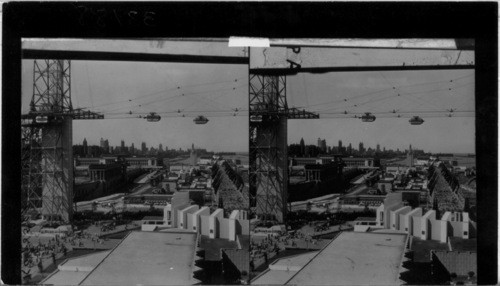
[42,231,202,285]
[125,157,158,168]
[88,163,126,182]
[81,231,200,285]
[386,165,409,175]
[343,157,375,168]
[74,157,103,167]
[41,251,111,285]
[141,216,166,231]
[252,251,319,285]
[278,231,408,285]
[292,157,319,166]
[198,156,213,165]
[304,164,340,181]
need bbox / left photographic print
[20,39,250,285]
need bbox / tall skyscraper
[300,138,305,156]
[120,140,125,153]
[130,143,135,154]
[407,144,414,167]
[141,142,147,154]
[83,138,88,157]
[348,143,352,155]
[338,140,343,154]
[190,143,198,166]
[320,139,327,153]
[104,139,109,153]
[159,144,163,152]
[376,144,381,153]
[359,142,364,154]
[100,137,105,149]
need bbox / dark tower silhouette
[300,138,305,156]
[83,138,88,157]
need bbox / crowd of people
[21,233,67,282]
[20,222,120,283]
[250,229,323,269]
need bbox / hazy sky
[286,69,475,154]
[22,60,249,152]
[21,41,475,154]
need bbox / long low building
[252,231,408,285]
[42,231,202,285]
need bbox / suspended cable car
[250,115,263,122]
[361,112,376,122]
[409,116,424,125]
[193,115,209,124]
[35,115,49,124]
[145,112,161,122]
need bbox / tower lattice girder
[21,59,103,222]
[249,74,319,223]
[249,74,288,222]
[22,60,74,222]
[39,118,73,222]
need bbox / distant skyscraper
[104,139,109,153]
[141,142,147,154]
[338,140,343,150]
[190,143,198,166]
[317,138,322,148]
[320,139,327,153]
[100,137,105,149]
[300,138,305,156]
[376,144,380,153]
[359,142,364,154]
[83,138,88,156]
[348,143,352,155]
[120,140,125,153]
[159,144,163,152]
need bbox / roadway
[74,183,156,212]
[289,181,372,213]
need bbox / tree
[468,271,475,279]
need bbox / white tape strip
[228,37,270,47]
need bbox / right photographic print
[248,39,477,285]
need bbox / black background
[3,2,497,285]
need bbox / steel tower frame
[22,60,74,222]
[249,74,289,222]
[21,123,43,213]
[249,74,319,222]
